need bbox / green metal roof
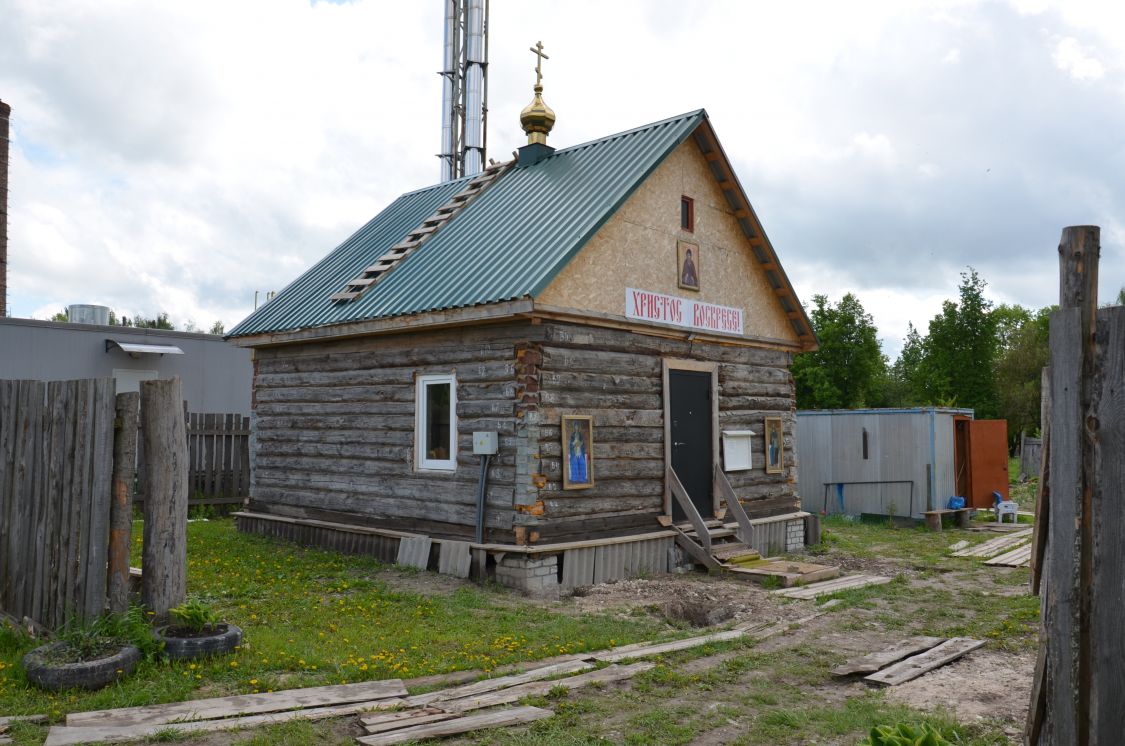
[228,110,707,339]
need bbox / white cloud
[1052,37,1106,81]
[942,48,962,64]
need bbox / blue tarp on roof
[229,110,706,338]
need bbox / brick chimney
[0,99,9,317]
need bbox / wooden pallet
[950,528,1033,558]
[985,543,1032,567]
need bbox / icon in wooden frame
[764,417,784,474]
[561,415,594,489]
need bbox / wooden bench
[922,508,973,531]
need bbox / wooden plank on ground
[947,540,970,553]
[442,662,655,713]
[66,679,407,727]
[45,697,406,745]
[951,529,1033,558]
[404,660,592,708]
[361,708,458,733]
[396,536,432,570]
[772,574,893,600]
[985,544,1032,567]
[0,715,47,727]
[355,706,553,746]
[832,637,946,676]
[864,638,986,687]
[437,540,471,578]
[591,629,745,663]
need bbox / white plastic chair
[995,500,1019,524]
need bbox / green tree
[994,306,1050,440]
[792,293,886,409]
[914,268,1000,418]
[208,320,225,335]
[49,310,68,322]
[132,312,174,330]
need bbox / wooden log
[108,392,139,613]
[140,378,189,619]
[1089,305,1124,745]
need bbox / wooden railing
[715,465,755,548]
[666,465,711,553]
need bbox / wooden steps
[729,560,840,587]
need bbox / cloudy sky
[2,0,1123,355]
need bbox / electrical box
[472,431,498,455]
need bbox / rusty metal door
[967,419,1010,509]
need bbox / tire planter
[157,623,242,661]
[22,642,141,691]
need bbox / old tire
[22,643,141,691]
[157,623,242,660]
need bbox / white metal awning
[105,340,185,356]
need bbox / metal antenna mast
[439,0,489,181]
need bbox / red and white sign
[625,288,744,336]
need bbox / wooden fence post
[140,378,188,619]
[1032,226,1101,745]
[108,392,140,613]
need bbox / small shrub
[861,722,952,746]
[50,606,161,663]
[168,599,221,634]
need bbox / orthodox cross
[529,40,549,87]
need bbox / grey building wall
[796,408,973,519]
[0,318,251,414]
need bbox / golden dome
[520,84,555,145]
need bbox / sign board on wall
[625,288,744,336]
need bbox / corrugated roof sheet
[229,110,706,338]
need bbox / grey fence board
[0,378,117,628]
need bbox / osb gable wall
[537,136,798,345]
[523,322,800,542]
[249,323,531,540]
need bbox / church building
[227,68,818,597]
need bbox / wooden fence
[1027,226,1125,743]
[136,412,249,509]
[0,378,116,629]
[1020,432,1043,479]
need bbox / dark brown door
[968,419,1010,508]
[669,370,713,521]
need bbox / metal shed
[796,408,1010,519]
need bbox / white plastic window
[416,374,457,470]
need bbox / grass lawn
[0,516,1038,745]
[0,520,667,727]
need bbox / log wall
[523,322,799,541]
[247,319,800,544]
[249,324,529,540]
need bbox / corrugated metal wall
[559,536,673,591]
[796,409,969,518]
